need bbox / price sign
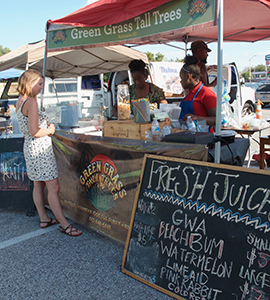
[122,154,270,300]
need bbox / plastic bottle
[186,116,196,133]
[151,118,160,133]
[162,118,171,136]
[151,118,160,141]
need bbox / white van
[208,63,256,120]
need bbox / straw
[132,98,150,122]
[193,120,202,132]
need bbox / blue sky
[1,0,270,73]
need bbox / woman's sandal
[59,224,82,237]
[40,217,59,228]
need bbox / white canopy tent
[0,40,149,78]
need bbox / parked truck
[0,72,109,128]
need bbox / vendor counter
[52,131,208,243]
[0,134,34,215]
[52,129,249,244]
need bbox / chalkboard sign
[121,154,270,300]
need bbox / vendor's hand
[207,65,217,72]
[183,113,197,122]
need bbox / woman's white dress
[16,99,58,181]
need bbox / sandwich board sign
[121,154,270,300]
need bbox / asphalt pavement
[0,208,172,300]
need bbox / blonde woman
[16,70,82,236]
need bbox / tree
[241,71,249,82]
[254,64,266,72]
[167,57,184,62]
[241,64,270,81]
[0,45,11,56]
[175,58,184,62]
[145,51,164,62]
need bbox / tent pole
[183,33,189,56]
[40,31,48,111]
[214,0,223,164]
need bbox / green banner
[48,0,216,50]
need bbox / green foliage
[167,57,184,62]
[241,71,250,82]
[241,64,270,82]
[254,64,266,72]
[146,51,164,62]
[0,45,11,56]
[146,51,185,62]
[175,57,184,62]
[103,72,110,83]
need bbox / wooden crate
[103,119,168,140]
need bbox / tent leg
[40,31,48,111]
[214,0,223,164]
[183,33,189,56]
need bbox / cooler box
[164,131,214,145]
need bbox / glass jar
[117,84,130,120]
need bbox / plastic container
[151,118,161,141]
[162,118,171,136]
[11,108,22,134]
[117,84,130,120]
[151,118,160,133]
[186,116,196,133]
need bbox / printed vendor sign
[0,152,30,191]
[52,132,208,243]
[48,0,216,50]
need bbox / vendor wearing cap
[191,40,217,88]
[179,55,217,129]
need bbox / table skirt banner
[0,136,34,215]
[52,132,208,243]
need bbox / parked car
[255,83,270,105]
[244,82,261,91]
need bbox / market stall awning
[0,41,149,78]
[33,45,149,78]
[47,0,270,51]
[47,0,172,28]
[46,0,216,51]
[0,40,45,72]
